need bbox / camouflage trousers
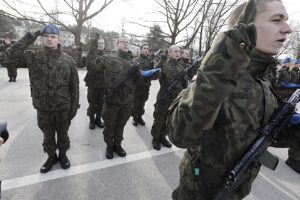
[151,98,172,139]
[172,151,256,200]
[132,85,150,117]
[87,87,105,118]
[102,102,132,146]
[6,65,17,80]
[37,110,71,156]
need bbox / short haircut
[140,44,148,50]
[227,0,283,28]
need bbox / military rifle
[107,49,161,99]
[161,55,203,99]
[214,89,300,200]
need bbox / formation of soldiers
[0,23,198,173]
[1,2,300,197]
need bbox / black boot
[89,116,95,129]
[8,78,13,82]
[132,116,138,126]
[160,137,172,148]
[95,115,104,128]
[152,139,161,150]
[40,154,58,173]
[286,157,300,174]
[114,144,126,157]
[137,116,145,125]
[59,151,71,169]
[106,145,114,159]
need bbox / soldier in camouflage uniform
[0,24,79,173]
[132,44,154,126]
[0,38,18,82]
[84,33,106,129]
[96,36,137,159]
[290,59,300,83]
[180,49,194,81]
[167,1,299,199]
[151,45,187,151]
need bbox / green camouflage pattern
[96,50,135,105]
[1,32,79,155]
[151,59,186,140]
[274,66,293,101]
[37,110,71,156]
[167,32,277,199]
[132,54,154,117]
[98,50,134,146]
[289,67,299,83]
[1,32,79,113]
[102,102,132,146]
[6,63,17,80]
[167,31,300,199]
[85,37,106,118]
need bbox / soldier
[167,0,299,199]
[0,24,80,173]
[180,49,195,80]
[96,36,136,159]
[84,33,106,129]
[290,59,300,83]
[132,44,154,126]
[151,45,187,151]
[0,38,18,82]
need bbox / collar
[247,50,279,78]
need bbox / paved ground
[0,67,299,200]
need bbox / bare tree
[2,0,114,46]
[197,0,239,54]
[155,0,204,45]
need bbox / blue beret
[281,57,291,64]
[294,59,300,65]
[41,24,59,35]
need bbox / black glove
[225,23,256,55]
[34,30,42,38]
[91,32,100,41]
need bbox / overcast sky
[1,0,299,36]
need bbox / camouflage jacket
[289,67,299,83]
[276,66,290,85]
[96,50,135,105]
[84,37,105,88]
[133,54,154,87]
[157,59,187,102]
[1,33,79,112]
[167,33,279,194]
[180,58,196,81]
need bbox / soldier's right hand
[34,30,42,38]
[224,23,256,55]
[91,32,100,40]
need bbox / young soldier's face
[255,1,292,55]
[181,50,190,60]
[169,47,180,60]
[140,45,149,56]
[97,39,105,50]
[117,37,129,52]
[42,34,59,48]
